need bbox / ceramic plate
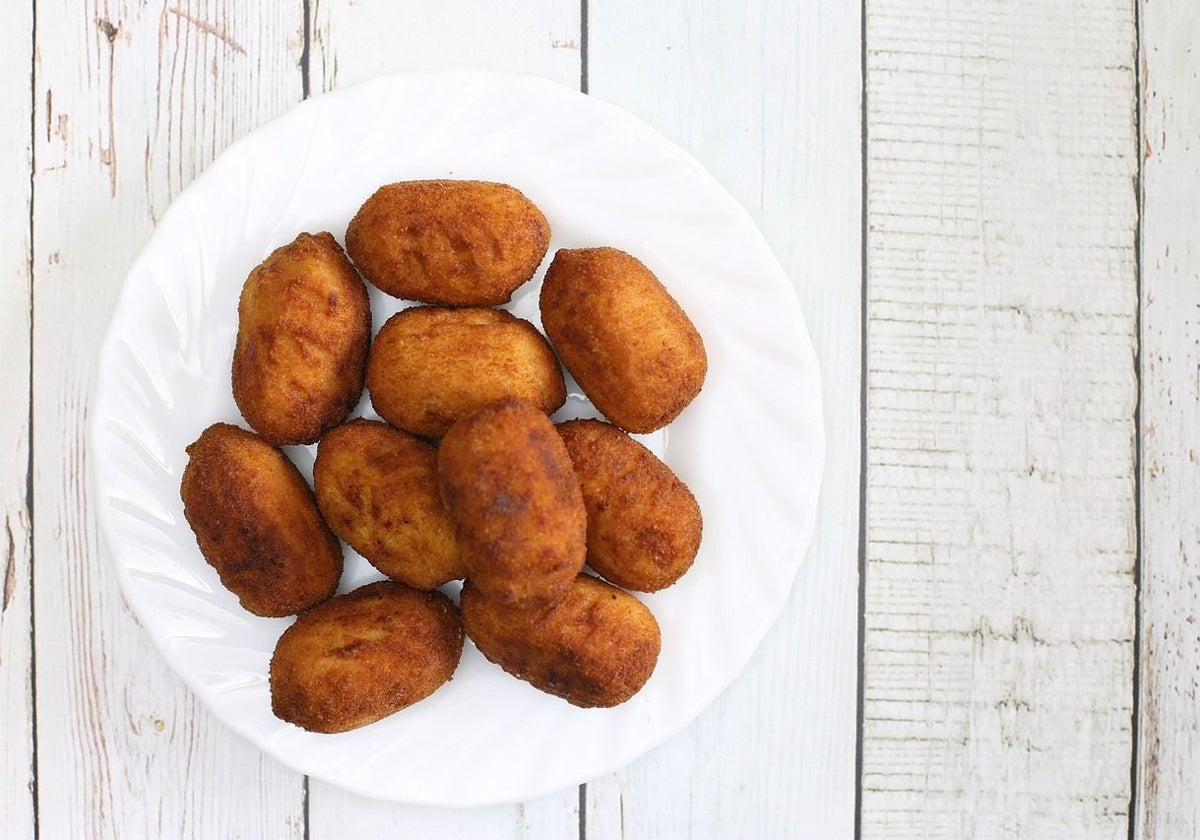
[91,69,824,806]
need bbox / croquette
[461,574,661,708]
[270,581,463,733]
[437,398,585,610]
[180,422,342,617]
[540,247,706,433]
[232,232,371,445]
[367,306,565,439]
[314,419,464,590]
[345,180,550,306]
[557,419,702,591]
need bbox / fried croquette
[366,307,566,439]
[460,574,661,708]
[180,423,342,617]
[232,231,371,445]
[557,419,702,591]
[437,398,585,610]
[269,581,464,733]
[345,180,550,306]
[540,247,707,433]
[314,419,464,590]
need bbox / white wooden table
[2,1,1196,837]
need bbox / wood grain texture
[1,2,35,838]
[305,1,583,835]
[7,1,1185,837]
[1136,2,1200,836]
[585,1,861,837]
[32,2,306,837]
[862,2,1138,837]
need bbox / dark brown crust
[557,419,702,591]
[539,247,707,433]
[269,581,464,733]
[180,423,343,617]
[232,231,372,445]
[366,306,566,439]
[461,575,661,708]
[437,397,585,610]
[345,180,550,306]
[313,419,464,590]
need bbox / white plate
[91,70,824,806]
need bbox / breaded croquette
[270,581,463,733]
[540,247,706,433]
[314,419,464,590]
[557,419,701,591]
[180,422,342,617]
[461,574,661,708]
[437,398,585,610]
[232,232,371,445]
[367,307,565,439]
[345,180,550,306]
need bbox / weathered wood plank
[1136,2,1200,836]
[310,0,582,92]
[861,1,1138,836]
[306,1,582,834]
[1,2,35,838]
[32,2,306,837]
[584,1,862,837]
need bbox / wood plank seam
[580,0,588,95]
[1133,1,1200,835]
[27,1,39,836]
[302,0,312,99]
[1128,1,1144,838]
